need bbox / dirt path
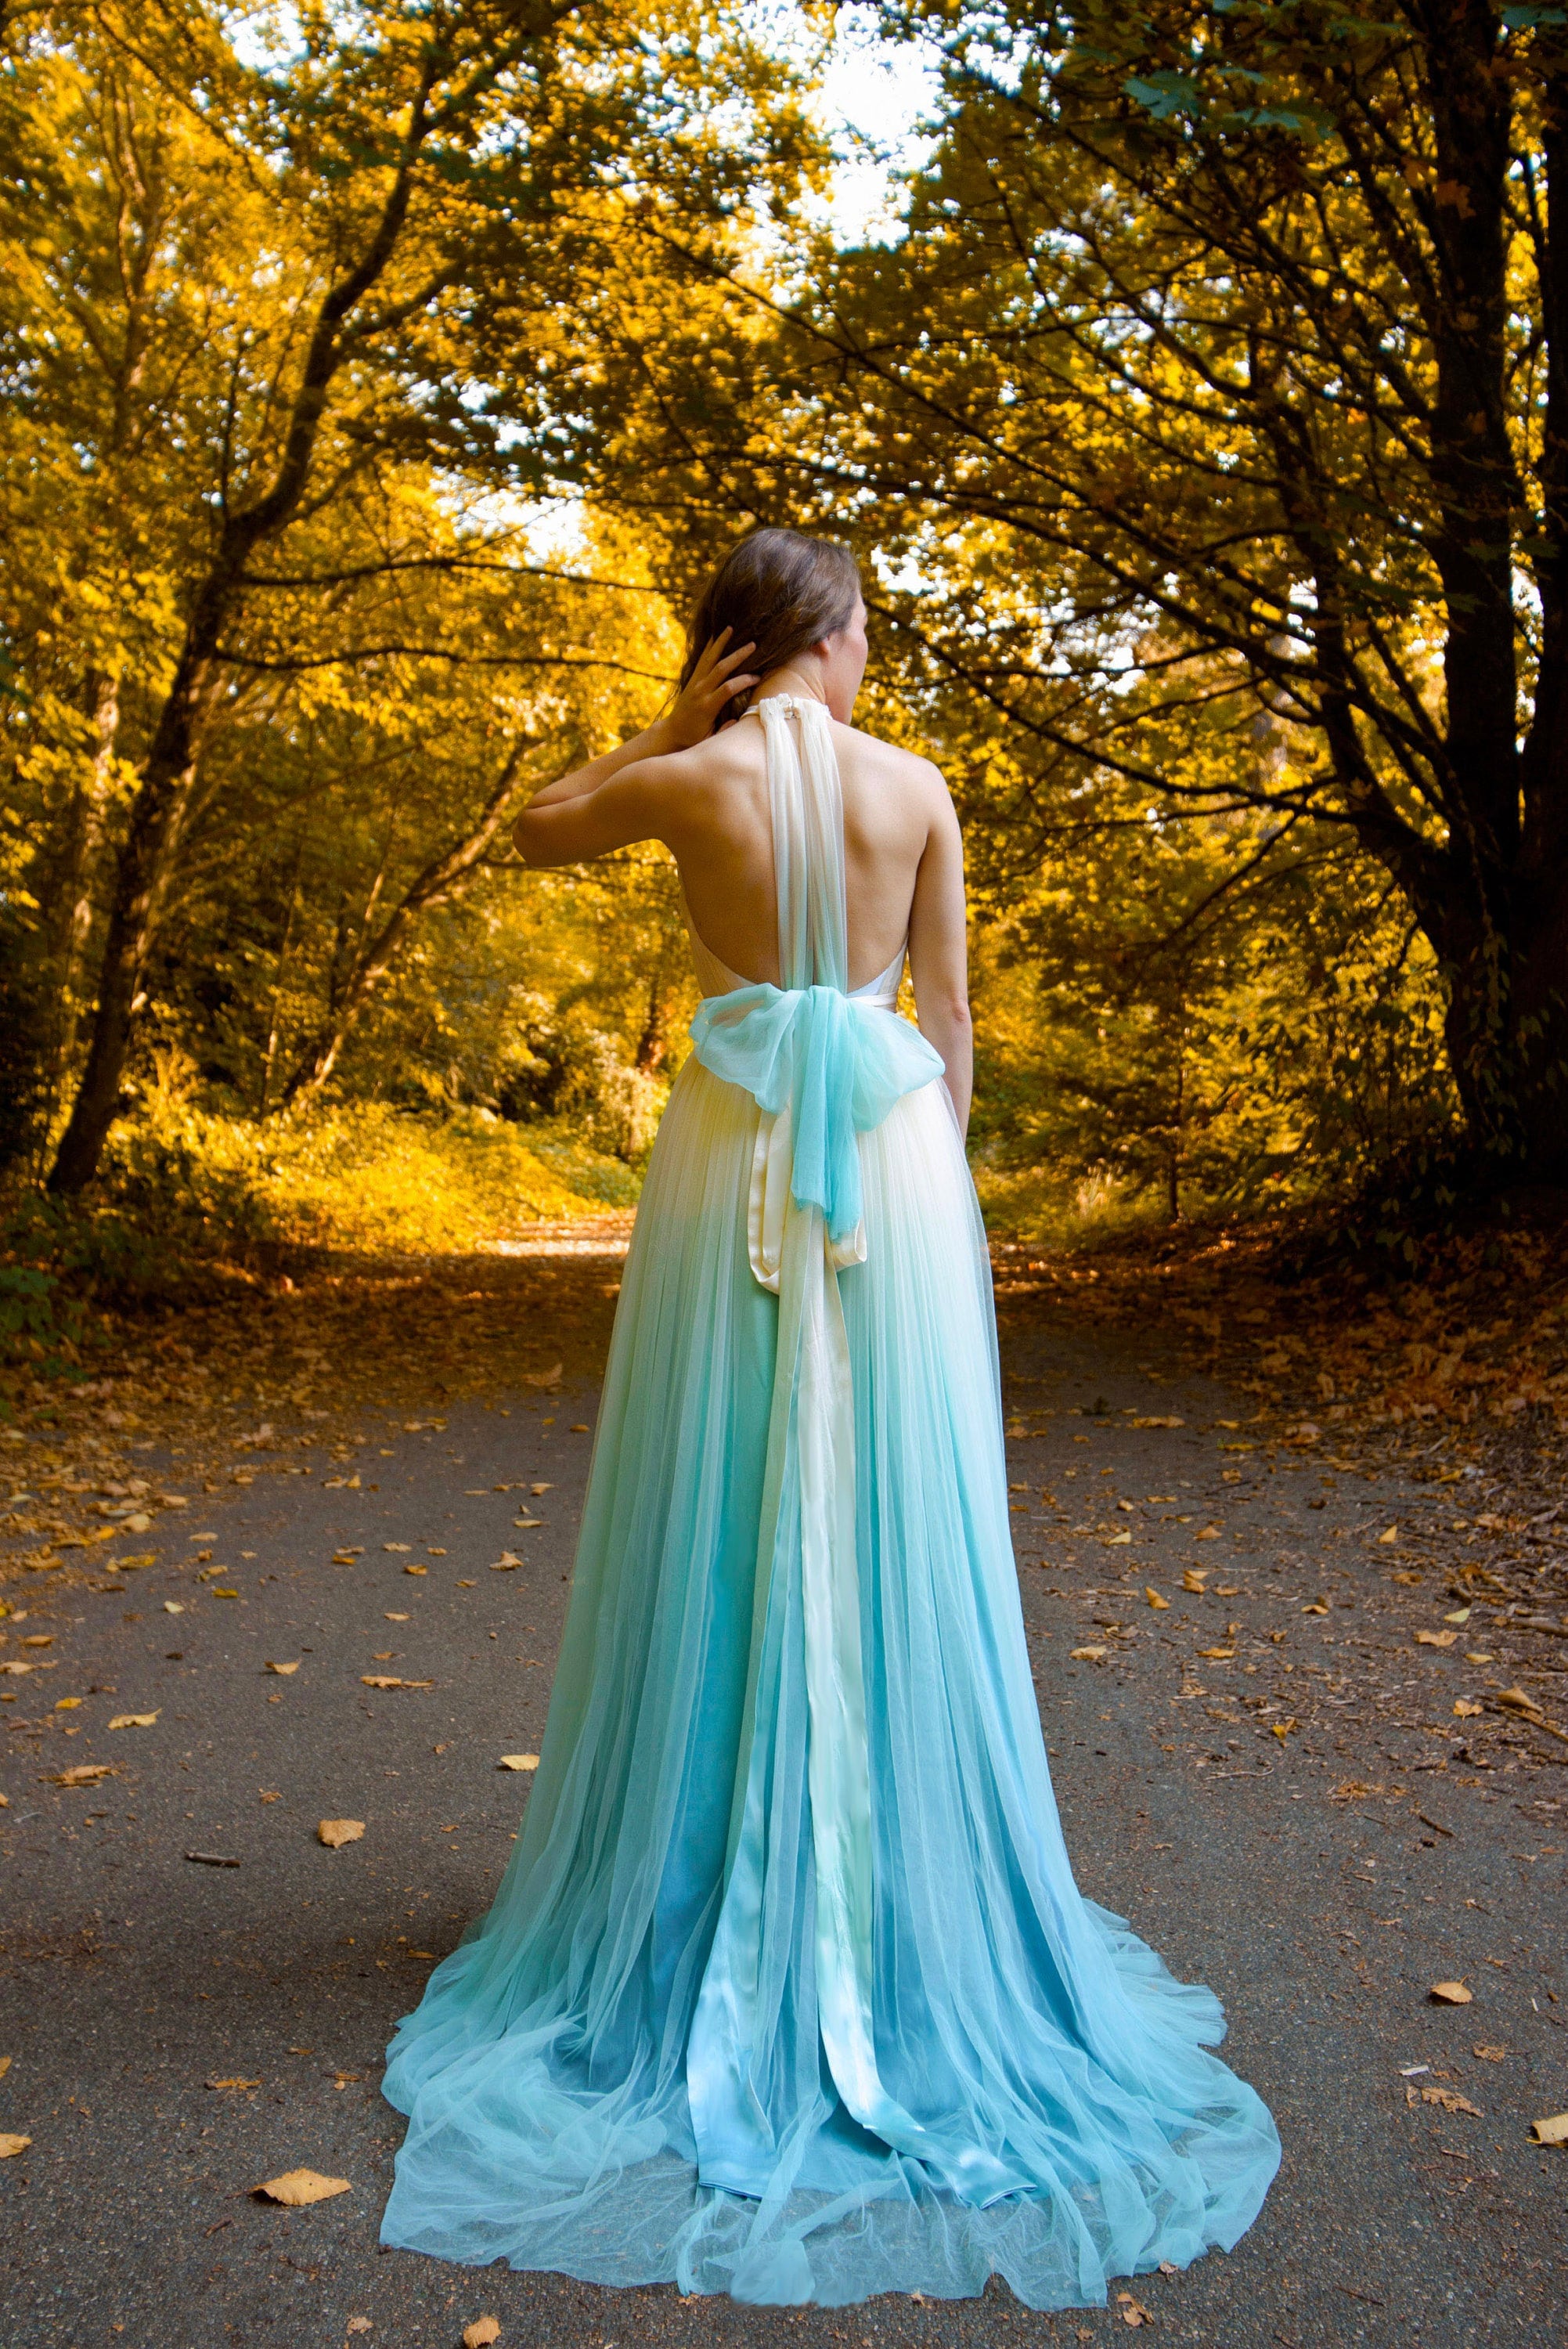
[1,1236,1564,2346]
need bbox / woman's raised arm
[513,632,756,868]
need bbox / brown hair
[678,529,861,729]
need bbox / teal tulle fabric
[379,697,1281,2306]
[689,980,943,1244]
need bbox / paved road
[2,1274,1564,2347]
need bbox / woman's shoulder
[831,720,946,796]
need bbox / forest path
[1,1234,1563,2347]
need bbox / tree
[596,0,1568,1189]
[0,0,809,1191]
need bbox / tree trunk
[1433,879,1568,1182]
[40,666,121,1152]
[634,965,672,1074]
[59,669,121,1013]
[46,621,222,1193]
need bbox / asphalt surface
[2,1265,1565,2347]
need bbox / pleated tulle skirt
[379,1055,1281,2306]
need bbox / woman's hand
[666,629,759,746]
[514,630,758,865]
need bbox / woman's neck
[748,663,826,707]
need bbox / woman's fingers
[692,627,734,682]
[719,672,759,702]
[712,637,756,677]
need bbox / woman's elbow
[918,994,970,1048]
[512,810,560,868]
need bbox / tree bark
[45,665,121,1117]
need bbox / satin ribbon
[689,983,1016,2201]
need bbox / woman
[380,529,1281,2308]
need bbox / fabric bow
[689,981,943,1247]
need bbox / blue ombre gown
[380,697,1281,2305]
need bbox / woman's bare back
[655,712,943,992]
[513,656,973,1126]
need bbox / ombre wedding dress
[379,697,1281,2307]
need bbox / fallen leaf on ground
[1145,1586,1170,1610]
[1182,1569,1208,1592]
[1197,1647,1235,1660]
[1495,1686,1545,1720]
[402,1564,427,1576]
[19,1634,52,1647]
[1392,1570,1422,1586]
[569,1423,589,1433]
[108,1711,159,1730]
[206,2077,260,2092]
[361,1675,432,1690]
[265,1661,300,1676]
[1378,1525,1400,1544]
[0,2134,31,2158]
[347,2322,373,2338]
[49,1763,114,1785]
[1130,1416,1184,1429]
[318,1819,365,1848]
[1116,2294,1154,2328]
[0,1661,35,1675]
[521,1364,562,1389]
[1430,1980,1473,2004]
[1473,2044,1509,2062]
[498,1754,539,1771]
[1301,1602,1328,1615]
[513,1517,545,1531]
[1444,1607,1472,1625]
[163,1601,184,1615]
[54,1695,83,1709]
[0,2056,10,2079]
[254,2168,351,2206]
[383,1543,411,1553]
[1194,1525,1220,1541]
[1070,1645,1107,1662]
[490,1553,524,1572]
[1416,1629,1458,1649]
[463,2320,501,2348]
[1271,1717,1298,1739]
[1453,1699,1483,1718]
[1422,2086,1482,2116]
[1531,2113,1568,2145]
[384,1612,409,1622]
